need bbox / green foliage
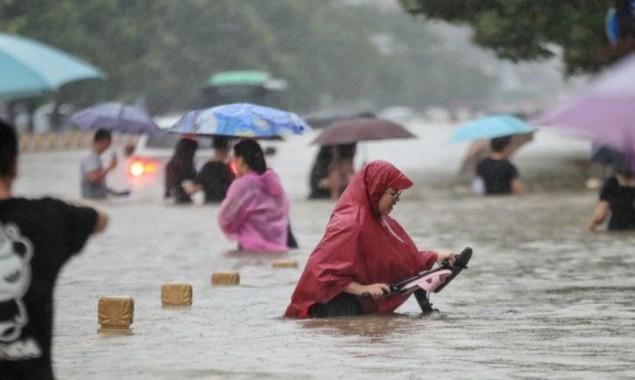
[400,0,616,75]
[1,1,498,114]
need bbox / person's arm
[328,163,341,199]
[511,178,525,195]
[344,281,390,300]
[87,155,117,184]
[92,207,109,234]
[72,199,109,234]
[217,181,253,233]
[435,251,456,265]
[587,201,609,231]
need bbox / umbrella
[303,109,376,129]
[450,115,535,143]
[310,118,416,146]
[168,103,310,139]
[70,102,161,134]
[534,51,635,168]
[0,32,105,101]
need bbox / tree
[399,0,635,75]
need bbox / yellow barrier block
[32,134,44,151]
[272,260,298,269]
[46,133,58,150]
[161,283,193,307]
[98,296,134,333]
[211,272,240,286]
[62,132,74,149]
[19,133,31,152]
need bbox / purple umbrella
[71,102,161,134]
[534,52,635,168]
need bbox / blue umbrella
[71,102,161,134]
[0,32,105,101]
[168,103,311,138]
[450,115,535,143]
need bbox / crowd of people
[3,117,635,378]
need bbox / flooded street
[14,123,635,379]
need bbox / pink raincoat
[285,160,438,318]
[218,168,289,252]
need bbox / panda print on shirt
[0,222,34,347]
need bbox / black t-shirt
[599,177,635,231]
[196,161,235,203]
[0,197,97,380]
[476,157,519,195]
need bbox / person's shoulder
[202,161,230,171]
[82,149,97,158]
[4,196,59,205]
[476,157,492,171]
[603,176,620,189]
[81,149,98,164]
[32,196,77,210]
[2,196,75,214]
[504,158,517,169]
[603,176,619,186]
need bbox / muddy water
[13,123,635,379]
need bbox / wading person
[0,120,109,379]
[284,160,454,318]
[218,139,291,252]
[80,128,117,199]
[475,135,524,195]
[328,143,357,199]
[196,136,235,203]
[587,167,635,231]
[165,137,199,204]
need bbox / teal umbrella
[0,33,105,101]
[450,115,535,143]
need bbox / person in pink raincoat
[218,139,290,252]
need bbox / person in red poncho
[285,160,454,318]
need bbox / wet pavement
[13,123,635,379]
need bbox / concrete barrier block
[161,283,193,307]
[98,296,134,333]
[211,272,240,286]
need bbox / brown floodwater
[13,123,635,379]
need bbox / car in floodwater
[125,132,215,199]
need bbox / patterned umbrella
[168,103,310,139]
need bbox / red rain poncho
[285,160,438,318]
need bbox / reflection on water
[12,124,635,379]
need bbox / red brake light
[129,159,160,177]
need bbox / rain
[2,1,635,379]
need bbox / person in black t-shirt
[475,135,525,195]
[587,169,635,231]
[196,136,235,203]
[0,120,109,380]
